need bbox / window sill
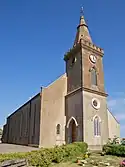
[91,85,99,91]
[94,135,101,138]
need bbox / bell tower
[65,9,109,149]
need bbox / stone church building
[2,12,120,150]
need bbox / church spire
[74,7,92,46]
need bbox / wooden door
[72,121,76,142]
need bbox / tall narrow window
[56,124,61,135]
[91,68,97,86]
[94,116,101,136]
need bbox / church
[2,11,120,150]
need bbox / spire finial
[80,6,84,16]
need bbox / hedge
[103,144,125,157]
[0,142,88,167]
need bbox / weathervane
[80,6,84,16]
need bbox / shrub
[112,136,120,144]
[121,138,125,145]
[27,149,53,167]
[0,142,88,167]
[0,152,29,162]
[73,142,88,153]
[103,144,125,157]
[107,138,113,145]
[51,142,88,163]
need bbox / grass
[50,153,125,167]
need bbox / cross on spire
[80,7,84,16]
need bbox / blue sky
[0,0,125,137]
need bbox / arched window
[94,116,101,136]
[91,68,97,86]
[56,124,61,135]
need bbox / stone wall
[107,109,120,139]
[83,91,109,150]
[40,74,67,147]
[0,159,28,167]
[65,90,83,143]
[2,93,41,147]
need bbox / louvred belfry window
[91,68,97,86]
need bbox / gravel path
[0,143,39,153]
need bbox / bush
[103,144,125,157]
[0,142,88,167]
[0,152,29,162]
[51,142,88,163]
[27,149,53,167]
[121,138,125,145]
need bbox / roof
[107,108,120,124]
[7,74,66,120]
[7,92,40,119]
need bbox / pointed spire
[74,7,92,46]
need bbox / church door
[71,120,77,142]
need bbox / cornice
[65,87,82,98]
[65,86,108,98]
[80,39,104,57]
[64,43,81,61]
[83,87,108,97]
[64,39,104,61]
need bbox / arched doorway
[67,117,78,143]
[71,119,77,142]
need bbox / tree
[0,128,3,135]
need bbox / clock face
[89,55,97,63]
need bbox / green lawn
[51,153,125,167]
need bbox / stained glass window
[94,116,101,136]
